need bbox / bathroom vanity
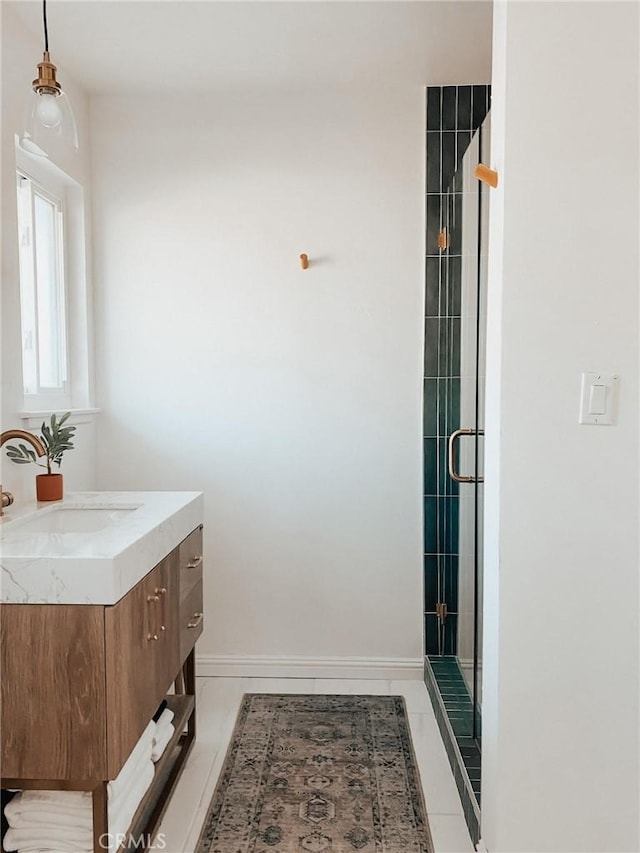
[0,491,204,852]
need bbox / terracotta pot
[36,473,63,502]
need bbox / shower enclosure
[449,117,487,733]
[423,111,490,843]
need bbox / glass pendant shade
[22,87,79,156]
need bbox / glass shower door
[441,117,489,746]
[424,106,491,830]
[456,118,488,740]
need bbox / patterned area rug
[196,694,434,853]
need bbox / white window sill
[19,408,101,428]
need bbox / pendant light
[21,0,78,155]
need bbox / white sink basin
[4,507,138,536]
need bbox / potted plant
[5,412,76,501]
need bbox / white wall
[483,2,639,851]
[0,6,97,501]
[91,87,426,672]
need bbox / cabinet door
[0,604,107,780]
[105,559,171,778]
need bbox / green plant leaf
[34,413,77,471]
[6,443,34,464]
[6,451,31,463]
[5,413,77,471]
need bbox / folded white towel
[4,806,92,832]
[107,760,155,848]
[151,723,175,761]
[107,754,153,824]
[154,707,175,735]
[4,845,91,853]
[12,790,91,810]
[3,824,91,851]
[4,793,92,829]
[4,846,91,853]
[5,848,91,853]
[107,743,151,807]
[119,718,155,768]
[107,719,155,802]
[151,707,175,762]
[120,718,155,770]
[3,844,90,853]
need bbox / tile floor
[156,677,475,853]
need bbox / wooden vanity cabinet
[0,524,204,852]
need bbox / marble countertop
[0,491,204,605]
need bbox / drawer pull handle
[186,556,203,569]
[147,593,160,641]
[188,612,203,629]
[155,587,167,632]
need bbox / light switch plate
[579,372,619,425]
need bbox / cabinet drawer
[179,525,203,603]
[180,580,203,663]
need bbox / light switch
[579,373,619,425]
[589,384,607,414]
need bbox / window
[16,172,69,402]
[14,145,94,415]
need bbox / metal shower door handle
[448,428,485,484]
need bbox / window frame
[14,142,95,417]
[16,169,71,408]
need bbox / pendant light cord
[43,0,49,52]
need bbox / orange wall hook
[474,163,499,188]
[300,253,309,269]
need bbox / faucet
[1,429,47,516]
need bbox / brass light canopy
[32,51,62,97]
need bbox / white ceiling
[7,0,492,94]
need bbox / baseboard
[196,654,424,680]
